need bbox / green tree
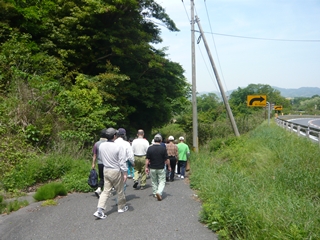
[299,97,320,114]
[197,93,224,123]
[2,0,187,139]
[0,0,188,146]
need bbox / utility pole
[195,16,240,137]
[191,0,199,152]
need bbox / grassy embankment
[190,122,320,239]
[0,152,93,214]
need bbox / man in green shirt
[177,136,190,179]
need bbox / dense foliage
[0,0,189,152]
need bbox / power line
[193,2,221,94]
[196,43,219,92]
[181,1,320,42]
[181,0,190,22]
[203,0,229,94]
[201,31,320,42]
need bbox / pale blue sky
[153,0,320,93]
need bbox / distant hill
[200,87,320,98]
[272,87,320,98]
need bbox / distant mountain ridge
[201,87,320,98]
[272,87,320,98]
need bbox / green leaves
[1,0,189,146]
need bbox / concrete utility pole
[195,16,240,137]
[191,0,199,152]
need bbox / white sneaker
[177,174,180,178]
[95,187,101,198]
[181,176,184,179]
[118,205,129,213]
[93,211,107,219]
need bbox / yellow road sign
[247,95,267,107]
[274,105,283,111]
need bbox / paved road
[288,118,320,129]
[0,175,217,240]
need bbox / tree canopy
[0,0,189,148]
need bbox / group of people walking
[91,128,190,219]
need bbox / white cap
[179,136,184,141]
[168,136,174,141]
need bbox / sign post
[267,102,270,125]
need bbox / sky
[153,0,320,94]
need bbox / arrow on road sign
[247,95,267,107]
[249,96,265,105]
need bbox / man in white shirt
[131,129,149,190]
[93,128,128,219]
[114,128,134,194]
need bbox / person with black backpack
[91,130,108,198]
[93,128,128,219]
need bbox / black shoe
[133,181,138,188]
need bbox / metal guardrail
[276,117,320,147]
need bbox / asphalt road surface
[288,118,320,129]
[0,175,217,240]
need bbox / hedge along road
[0,175,217,240]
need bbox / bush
[154,123,185,142]
[208,136,239,152]
[61,158,93,193]
[33,182,67,201]
[0,135,38,179]
[2,154,73,192]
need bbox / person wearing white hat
[177,136,190,179]
[166,136,179,181]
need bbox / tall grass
[190,122,320,239]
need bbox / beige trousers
[97,168,126,211]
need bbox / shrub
[61,159,93,193]
[0,135,37,179]
[154,123,185,142]
[208,136,239,152]
[33,182,67,201]
[2,154,73,192]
